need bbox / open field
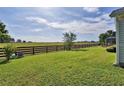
[0,47,123,86]
[0,42,95,48]
[0,42,63,48]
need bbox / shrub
[3,44,16,61]
[106,46,116,53]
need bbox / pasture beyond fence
[0,43,99,57]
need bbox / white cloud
[100,13,111,21]
[26,14,115,35]
[25,16,48,25]
[83,7,99,12]
[84,13,111,22]
[31,28,43,32]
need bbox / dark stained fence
[34,46,46,54]
[0,43,99,57]
[0,48,5,57]
[17,47,33,55]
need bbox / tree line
[0,21,31,43]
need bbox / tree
[99,30,115,44]
[63,32,76,50]
[23,40,26,43]
[107,30,113,37]
[0,21,11,43]
[10,38,15,42]
[17,39,21,43]
[112,32,116,37]
[99,33,109,44]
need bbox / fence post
[32,46,35,55]
[56,46,58,51]
[46,46,48,53]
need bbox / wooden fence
[0,43,99,57]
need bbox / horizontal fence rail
[0,43,99,57]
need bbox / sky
[0,7,119,42]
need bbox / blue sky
[0,7,119,42]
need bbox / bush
[3,44,16,61]
[106,46,116,53]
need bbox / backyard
[0,46,123,86]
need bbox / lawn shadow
[0,59,10,65]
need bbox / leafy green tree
[0,21,11,43]
[99,33,109,44]
[63,32,76,50]
[99,30,115,44]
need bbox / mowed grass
[0,42,92,48]
[0,47,124,86]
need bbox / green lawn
[0,46,124,86]
[0,42,93,48]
